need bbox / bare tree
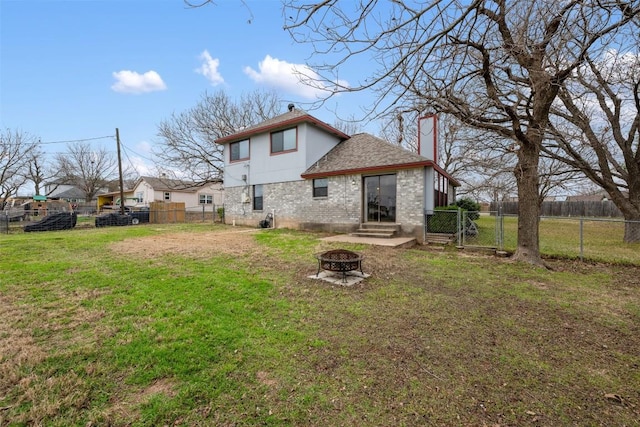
[0,129,38,208]
[55,142,118,202]
[379,110,586,203]
[155,89,281,186]
[545,49,640,242]
[333,116,364,135]
[284,0,639,265]
[24,146,64,197]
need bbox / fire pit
[315,249,364,283]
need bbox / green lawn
[472,214,640,264]
[1,224,639,426]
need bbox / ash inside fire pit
[315,249,365,283]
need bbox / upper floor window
[271,128,297,154]
[230,139,249,162]
[313,178,328,197]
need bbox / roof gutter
[302,160,461,187]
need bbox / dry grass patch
[2,226,639,426]
[94,377,179,425]
[108,228,261,259]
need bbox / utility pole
[116,128,125,215]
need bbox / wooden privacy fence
[149,202,186,223]
[491,201,623,218]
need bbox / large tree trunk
[608,179,640,243]
[623,220,640,243]
[621,189,640,243]
[512,142,545,266]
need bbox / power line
[36,135,115,145]
[120,143,156,164]
[121,145,143,176]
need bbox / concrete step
[425,233,456,245]
[351,231,396,239]
[360,222,401,231]
[352,223,400,239]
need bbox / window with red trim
[271,128,296,154]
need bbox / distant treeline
[490,201,623,218]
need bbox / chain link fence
[0,214,8,234]
[426,209,640,264]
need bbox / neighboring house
[44,182,108,202]
[215,106,459,242]
[130,176,224,211]
[566,191,615,202]
[97,190,136,211]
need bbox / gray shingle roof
[53,187,86,199]
[302,133,435,177]
[139,176,218,192]
[215,108,348,144]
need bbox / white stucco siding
[132,180,224,208]
[303,124,343,168]
[222,122,342,189]
[130,180,157,205]
[250,129,306,184]
[164,191,193,206]
[224,158,249,188]
[424,168,435,214]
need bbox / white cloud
[129,155,153,176]
[243,55,349,100]
[111,70,167,94]
[196,50,224,86]
[137,140,152,153]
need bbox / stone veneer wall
[394,168,425,240]
[224,168,427,242]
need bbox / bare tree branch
[155,89,282,186]
[283,0,640,264]
[54,142,119,202]
[0,129,38,207]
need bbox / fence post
[497,205,504,251]
[457,208,462,247]
[579,218,584,261]
[423,210,426,244]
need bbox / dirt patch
[109,229,261,259]
[97,378,178,424]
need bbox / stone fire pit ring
[315,249,365,283]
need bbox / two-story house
[215,106,458,242]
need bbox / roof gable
[214,108,349,144]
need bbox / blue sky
[1,0,373,182]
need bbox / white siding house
[132,176,224,211]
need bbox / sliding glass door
[364,174,396,222]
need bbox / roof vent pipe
[288,103,295,112]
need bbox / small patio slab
[308,270,370,286]
[320,234,416,248]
